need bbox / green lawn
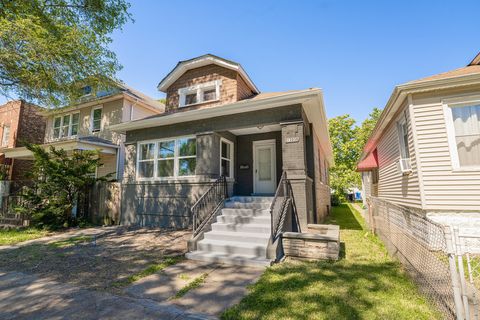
[0,228,50,246]
[222,204,441,320]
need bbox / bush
[15,144,107,229]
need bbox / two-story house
[2,84,164,180]
[358,52,480,233]
[111,54,333,266]
[0,100,45,181]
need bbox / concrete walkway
[125,259,264,316]
[0,271,215,320]
[0,226,118,252]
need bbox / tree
[0,0,132,107]
[16,144,107,229]
[328,108,382,200]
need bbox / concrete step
[211,222,271,233]
[203,231,270,244]
[221,208,270,217]
[198,239,267,256]
[185,251,272,268]
[228,196,274,203]
[217,214,271,225]
[224,202,270,209]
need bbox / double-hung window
[137,137,197,180]
[220,138,234,178]
[91,107,102,132]
[397,116,410,159]
[449,104,480,167]
[396,113,412,174]
[53,112,80,139]
[138,143,155,178]
[178,80,221,107]
[1,125,10,147]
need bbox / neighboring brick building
[0,100,46,180]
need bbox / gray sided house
[112,54,333,265]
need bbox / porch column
[196,132,220,179]
[281,121,314,231]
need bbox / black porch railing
[191,176,228,237]
[270,171,296,241]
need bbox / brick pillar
[196,132,220,179]
[282,121,313,231]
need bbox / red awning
[357,149,378,172]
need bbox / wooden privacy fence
[88,182,121,225]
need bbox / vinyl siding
[376,102,422,208]
[412,88,480,211]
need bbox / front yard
[0,228,51,245]
[0,228,191,293]
[222,204,441,320]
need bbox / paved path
[0,271,215,320]
[126,259,264,316]
[0,226,119,252]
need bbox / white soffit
[157,55,259,94]
[229,124,282,136]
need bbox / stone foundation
[282,224,340,261]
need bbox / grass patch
[112,256,184,287]
[49,235,93,248]
[222,204,441,320]
[0,228,50,245]
[171,272,209,300]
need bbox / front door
[253,140,276,195]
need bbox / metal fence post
[446,226,467,320]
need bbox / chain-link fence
[452,229,480,320]
[367,197,457,319]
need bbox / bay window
[138,143,155,178]
[450,104,480,167]
[53,112,80,139]
[220,138,233,178]
[137,137,197,180]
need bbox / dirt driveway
[0,227,191,293]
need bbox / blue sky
[5,1,480,122]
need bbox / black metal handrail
[270,171,295,241]
[191,176,228,237]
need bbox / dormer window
[178,80,221,107]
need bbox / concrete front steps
[186,196,273,268]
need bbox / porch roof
[1,136,118,160]
[357,149,378,172]
[110,88,334,165]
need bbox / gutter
[359,73,480,161]
[110,89,322,133]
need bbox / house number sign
[286,137,300,143]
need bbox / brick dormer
[157,54,259,112]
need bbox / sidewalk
[0,271,216,320]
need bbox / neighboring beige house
[359,52,480,230]
[2,84,164,179]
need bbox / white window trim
[53,112,80,139]
[443,97,480,171]
[397,114,410,160]
[136,135,197,181]
[219,138,234,178]
[91,106,103,133]
[1,125,10,147]
[178,80,222,108]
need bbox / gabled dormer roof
[157,54,260,94]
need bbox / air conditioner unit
[398,158,412,175]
